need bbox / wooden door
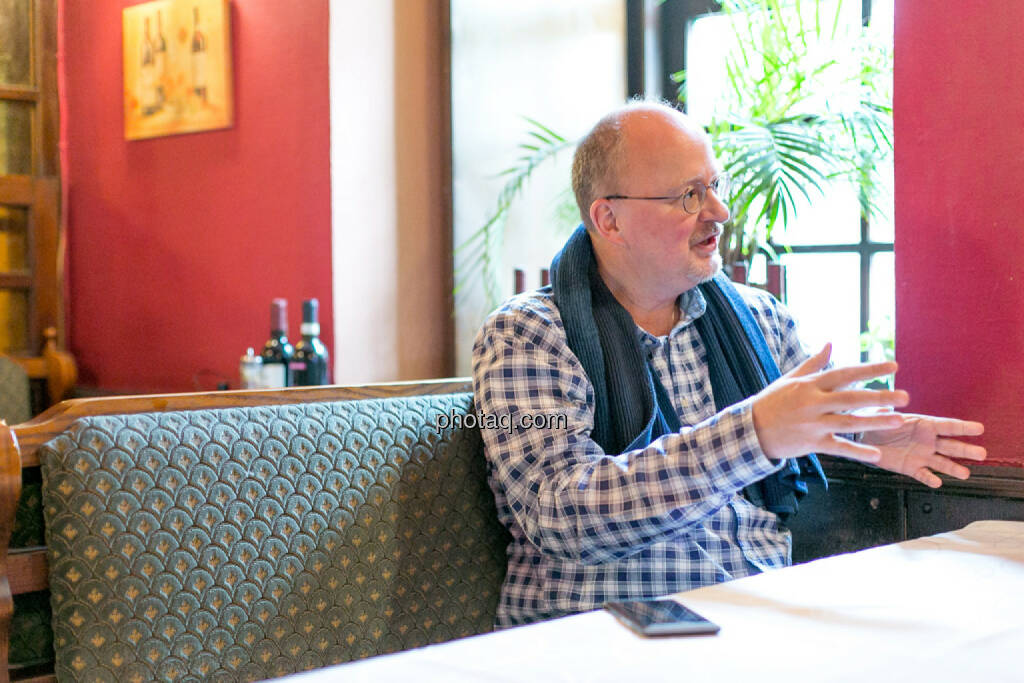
[0,0,61,355]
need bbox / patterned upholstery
[40,394,509,682]
[9,475,54,669]
[0,355,31,425]
[7,370,54,668]
[10,591,55,667]
[12,474,46,548]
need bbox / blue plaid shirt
[472,283,810,627]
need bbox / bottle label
[260,363,287,389]
[300,322,320,336]
[289,361,307,371]
[192,51,207,91]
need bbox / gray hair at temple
[570,99,701,230]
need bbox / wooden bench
[3,374,1015,682]
[0,380,508,682]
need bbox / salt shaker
[239,347,263,389]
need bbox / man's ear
[589,199,624,244]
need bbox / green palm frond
[455,118,573,307]
[717,117,838,240]
[680,0,893,261]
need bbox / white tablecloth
[279,521,1024,682]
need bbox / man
[471,101,986,628]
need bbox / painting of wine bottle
[122,0,234,140]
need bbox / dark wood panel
[29,178,59,351]
[7,550,47,595]
[907,491,1024,539]
[9,666,55,683]
[787,479,904,564]
[819,457,1024,498]
[0,414,20,682]
[0,176,34,205]
[0,87,37,101]
[36,0,60,177]
[0,275,31,289]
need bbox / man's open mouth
[694,232,720,248]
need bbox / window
[649,0,894,367]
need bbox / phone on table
[604,598,720,637]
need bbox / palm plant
[454,119,574,306]
[458,0,893,304]
[701,0,893,265]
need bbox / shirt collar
[637,287,708,349]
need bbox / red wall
[62,0,332,393]
[895,1,1024,466]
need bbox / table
[279,521,1024,682]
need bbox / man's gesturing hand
[751,344,908,462]
[861,415,985,488]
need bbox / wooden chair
[514,265,785,300]
[729,262,787,300]
[3,328,77,417]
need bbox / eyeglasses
[603,173,731,214]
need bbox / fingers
[925,454,972,481]
[935,437,987,462]
[929,417,985,437]
[822,412,906,433]
[786,343,832,378]
[821,389,909,414]
[912,452,979,489]
[815,361,899,391]
[818,435,881,463]
[911,467,943,489]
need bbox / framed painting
[123,0,233,140]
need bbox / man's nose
[700,187,731,223]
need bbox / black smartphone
[604,598,720,637]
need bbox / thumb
[786,343,831,378]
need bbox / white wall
[450,0,626,375]
[329,0,399,382]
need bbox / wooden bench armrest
[7,328,78,408]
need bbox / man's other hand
[751,343,909,463]
[861,414,986,488]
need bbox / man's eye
[683,188,699,200]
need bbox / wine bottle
[191,6,208,101]
[154,10,168,105]
[291,299,330,386]
[140,16,158,116]
[260,298,294,388]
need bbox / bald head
[571,101,710,230]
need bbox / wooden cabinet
[788,478,904,564]
[787,458,1024,563]
[906,490,1024,539]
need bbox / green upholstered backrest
[0,356,31,425]
[40,393,508,682]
